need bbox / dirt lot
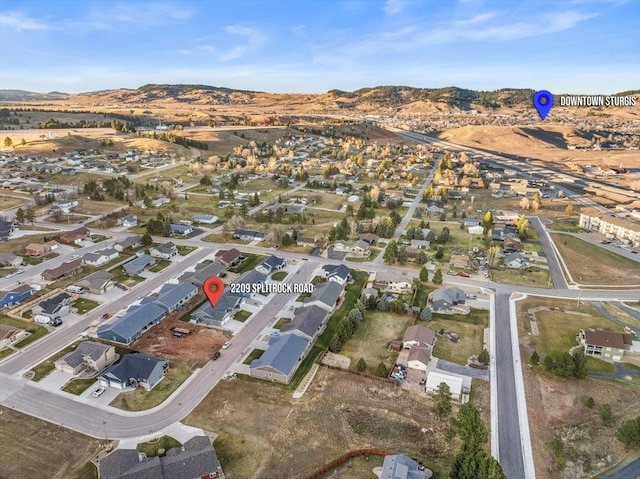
[516,296,640,478]
[185,366,491,479]
[0,406,102,479]
[131,294,229,367]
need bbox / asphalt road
[494,292,525,479]
[529,216,568,289]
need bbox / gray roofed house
[170,223,192,236]
[325,264,351,285]
[99,353,168,391]
[81,251,110,266]
[32,292,72,319]
[430,287,466,312]
[192,213,218,224]
[98,436,223,479]
[114,235,142,252]
[250,334,310,384]
[410,239,431,249]
[190,292,244,328]
[503,252,530,269]
[97,302,166,344]
[303,280,344,312]
[76,270,114,294]
[0,252,23,267]
[233,229,266,241]
[150,242,178,259]
[280,305,329,341]
[117,214,138,228]
[231,269,269,297]
[255,255,286,275]
[123,254,155,277]
[381,454,432,479]
[154,282,198,313]
[55,341,117,375]
[178,260,226,287]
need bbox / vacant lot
[131,294,229,367]
[516,296,640,478]
[430,309,489,365]
[340,310,414,375]
[0,194,28,211]
[551,234,640,285]
[491,267,550,289]
[0,406,102,479]
[186,367,490,479]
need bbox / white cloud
[218,25,267,62]
[0,12,49,31]
[454,12,498,27]
[383,0,405,15]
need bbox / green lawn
[273,317,291,329]
[491,267,551,289]
[177,245,197,256]
[412,282,435,309]
[0,348,14,360]
[137,436,182,457]
[229,253,267,274]
[31,343,79,382]
[340,310,413,375]
[243,349,264,365]
[585,357,617,373]
[234,310,252,322]
[430,309,489,365]
[0,316,48,349]
[109,361,193,411]
[62,377,97,395]
[271,271,288,281]
[71,462,98,479]
[149,259,171,273]
[72,298,100,314]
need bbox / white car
[92,387,105,397]
[71,254,80,259]
[222,341,231,349]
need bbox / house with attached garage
[579,329,634,362]
[303,281,345,313]
[123,254,155,277]
[170,223,192,236]
[280,305,329,342]
[76,270,114,294]
[373,271,415,294]
[98,353,168,391]
[32,292,73,320]
[81,252,110,267]
[190,292,245,328]
[403,325,437,372]
[215,248,244,268]
[0,252,23,267]
[233,229,266,241]
[114,235,141,252]
[429,287,466,312]
[153,282,198,313]
[150,242,178,259]
[117,214,138,228]
[0,284,34,309]
[54,341,117,375]
[59,227,91,245]
[255,255,286,275]
[25,242,52,257]
[97,302,166,344]
[332,239,370,257]
[250,334,310,384]
[177,260,226,287]
[0,325,29,350]
[41,260,83,281]
[381,454,432,479]
[503,252,529,269]
[325,264,351,286]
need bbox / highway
[529,216,568,289]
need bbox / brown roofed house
[25,243,51,257]
[42,259,83,281]
[215,248,243,267]
[580,329,633,362]
[403,325,436,350]
[503,237,523,253]
[59,227,91,245]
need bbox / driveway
[38,370,74,391]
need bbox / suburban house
[408,347,433,371]
[81,252,110,267]
[296,236,325,249]
[231,270,269,298]
[579,208,640,247]
[403,325,437,371]
[468,225,484,235]
[25,242,51,257]
[503,252,530,269]
[250,334,310,384]
[59,227,91,245]
[579,329,634,362]
[76,270,114,294]
[233,229,266,241]
[280,305,329,342]
[32,292,73,320]
[114,235,141,252]
[54,341,117,375]
[98,435,223,479]
[192,213,218,224]
[359,233,379,246]
[0,284,34,309]
[150,242,178,259]
[332,239,370,257]
[123,254,155,277]
[153,282,198,313]
[461,218,480,228]
[190,293,245,328]
[325,264,351,286]
[117,214,138,228]
[503,237,523,253]
[255,255,286,275]
[178,261,226,287]
[0,252,23,267]
[151,197,171,207]
[373,271,415,294]
[381,454,432,479]
[98,353,168,390]
[0,325,29,350]
[170,223,192,236]
[42,259,83,281]
[215,248,244,268]
[410,239,431,249]
[97,302,166,344]
[0,219,14,241]
[303,281,345,313]
[430,287,466,312]
[53,200,79,213]
[425,371,464,402]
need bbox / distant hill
[0,89,69,101]
[1,84,636,112]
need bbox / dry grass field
[185,366,491,479]
[0,406,101,479]
[550,234,640,285]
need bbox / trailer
[171,327,193,335]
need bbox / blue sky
[0,0,638,94]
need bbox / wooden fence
[305,448,392,479]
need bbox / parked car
[458,272,470,278]
[92,387,105,397]
[101,313,110,320]
[222,341,231,349]
[270,331,280,336]
[212,351,221,360]
[71,254,80,259]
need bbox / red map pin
[203,277,225,307]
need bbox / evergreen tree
[25,206,36,225]
[431,382,452,420]
[356,357,367,372]
[14,207,25,224]
[377,296,389,311]
[432,268,443,284]
[419,307,432,321]
[435,246,444,260]
[375,362,388,377]
[530,351,539,365]
[416,250,428,265]
[478,349,490,365]
[141,233,153,246]
[419,266,429,282]
[616,415,640,449]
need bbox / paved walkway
[588,362,640,379]
[435,358,490,381]
[292,363,319,399]
[591,302,640,337]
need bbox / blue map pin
[533,90,554,120]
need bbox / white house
[374,271,415,293]
[425,371,464,402]
[332,240,370,257]
[117,214,138,228]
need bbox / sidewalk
[292,363,319,399]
